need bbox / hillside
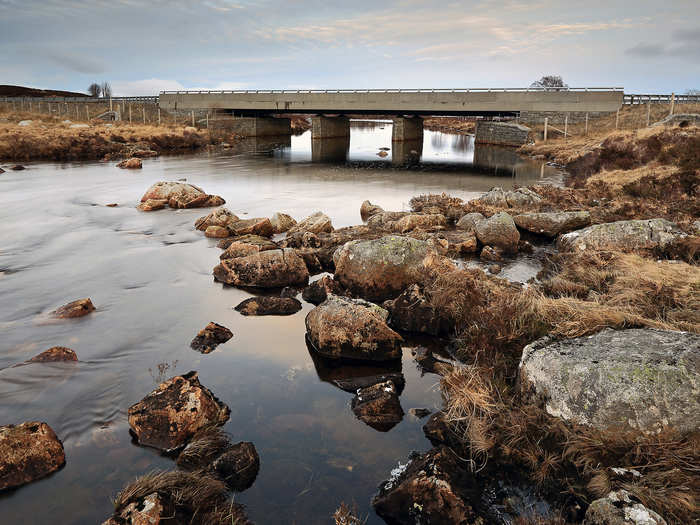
[0,85,89,98]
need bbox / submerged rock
[519,328,700,433]
[305,295,403,361]
[28,347,78,362]
[351,379,404,431]
[0,422,66,490]
[137,198,167,211]
[51,298,95,319]
[128,371,230,452]
[190,322,233,354]
[287,211,333,235]
[514,211,591,237]
[557,219,685,252]
[360,200,384,220]
[213,249,309,288]
[11,164,26,171]
[383,284,451,336]
[270,212,297,234]
[234,296,302,316]
[194,207,240,231]
[334,235,444,302]
[474,212,520,252]
[584,490,667,525]
[212,442,260,491]
[408,408,432,419]
[116,157,142,169]
[506,187,542,207]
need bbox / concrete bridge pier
[392,117,423,142]
[312,116,350,139]
[392,139,423,166]
[211,116,292,137]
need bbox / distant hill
[0,85,89,98]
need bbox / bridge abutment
[211,117,291,137]
[312,116,350,139]
[474,121,531,147]
[391,117,423,142]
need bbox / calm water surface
[0,123,561,524]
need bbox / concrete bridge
[159,87,623,141]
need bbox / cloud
[111,79,186,96]
[44,50,105,74]
[625,44,666,57]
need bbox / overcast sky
[1,0,698,96]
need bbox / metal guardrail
[160,87,624,95]
[624,94,700,104]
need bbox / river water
[0,122,561,524]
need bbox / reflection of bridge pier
[231,135,291,154]
[311,136,350,163]
[391,139,423,166]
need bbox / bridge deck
[158,88,623,116]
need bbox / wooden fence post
[646,101,651,127]
[543,117,548,142]
[669,93,675,116]
[585,112,589,136]
[110,97,113,112]
[158,108,161,126]
[129,104,132,123]
[142,106,146,124]
[86,105,89,121]
[564,114,568,139]
[615,109,619,130]
[191,111,195,127]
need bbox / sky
[1,0,698,96]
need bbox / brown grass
[333,502,365,525]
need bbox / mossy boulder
[474,212,520,252]
[557,219,684,252]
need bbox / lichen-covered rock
[305,295,403,361]
[213,249,309,288]
[474,212,520,252]
[128,371,230,452]
[383,284,450,336]
[139,181,224,210]
[29,347,78,362]
[0,422,66,490]
[51,298,95,319]
[391,213,446,233]
[480,245,504,262]
[190,322,233,354]
[270,212,297,234]
[519,328,700,433]
[234,296,302,316]
[456,212,485,231]
[366,211,410,229]
[334,235,443,301]
[505,187,542,207]
[204,225,230,238]
[351,379,404,431]
[117,157,142,169]
[194,207,240,231]
[477,187,508,207]
[372,447,477,524]
[360,200,384,220]
[287,211,333,235]
[557,219,685,252]
[584,490,667,525]
[514,211,591,237]
[301,275,343,305]
[444,230,478,254]
[229,217,274,238]
[218,235,278,259]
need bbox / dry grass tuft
[333,501,365,525]
[176,426,232,470]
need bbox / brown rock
[11,164,26,171]
[270,212,297,234]
[234,296,302,316]
[213,249,309,288]
[218,235,278,255]
[351,380,404,431]
[127,371,230,452]
[513,211,591,237]
[302,275,342,305]
[366,211,410,229]
[305,295,403,361]
[51,298,95,319]
[29,347,78,362]
[480,245,504,262]
[474,212,520,252]
[383,284,450,336]
[132,149,159,158]
[360,200,384,220]
[412,346,455,376]
[190,322,233,354]
[287,211,333,235]
[137,198,167,212]
[194,207,240,231]
[116,157,142,169]
[212,442,260,491]
[204,225,230,238]
[456,212,485,232]
[105,203,118,207]
[229,217,274,238]
[391,213,447,233]
[140,181,224,210]
[0,422,66,490]
[444,230,478,255]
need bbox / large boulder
[204,225,229,238]
[474,212,520,252]
[51,298,95,319]
[0,422,66,490]
[351,379,404,431]
[391,214,446,233]
[194,207,240,231]
[270,212,297,234]
[505,187,542,207]
[213,249,309,288]
[128,371,230,452]
[383,284,451,336]
[218,235,278,259]
[116,157,142,169]
[287,212,333,235]
[584,490,667,525]
[334,235,444,301]
[305,295,403,361]
[519,328,700,433]
[456,212,485,232]
[139,181,225,210]
[514,211,591,237]
[557,219,685,252]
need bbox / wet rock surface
[218,235,278,259]
[204,225,230,238]
[584,490,667,525]
[287,211,333,235]
[514,210,591,237]
[128,371,231,452]
[234,296,302,316]
[51,298,95,319]
[476,186,542,208]
[456,212,485,231]
[139,181,225,211]
[519,328,700,433]
[194,207,240,231]
[190,322,233,354]
[228,217,273,238]
[391,213,446,233]
[211,442,260,491]
[305,295,403,361]
[0,422,66,490]
[301,275,343,305]
[474,211,520,252]
[351,379,404,431]
[270,212,297,233]
[383,284,451,336]
[557,218,685,252]
[213,248,309,288]
[28,346,78,362]
[116,157,142,169]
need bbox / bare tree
[685,88,700,96]
[88,83,102,97]
[530,75,568,89]
[101,81,112,98]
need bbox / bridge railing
[160,87,624,95]
[624,93,700,105]
[0,96,158,103]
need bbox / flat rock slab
[305,295,403,361]
[213,249,309,288]
[51,298,95,319]
[128,371,231,452]
[519,328,700,433]
[234,296,302,316]
[190,322,233,354]
[0,422,66,490]
[557,218,684,252]
[287,211,333,235]
[514,211,591,237]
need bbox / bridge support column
[391,117,423,142]
[312,116,350,139]
[211,117,291,137]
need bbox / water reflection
[311,136,350,163]
[391,139,422,167]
